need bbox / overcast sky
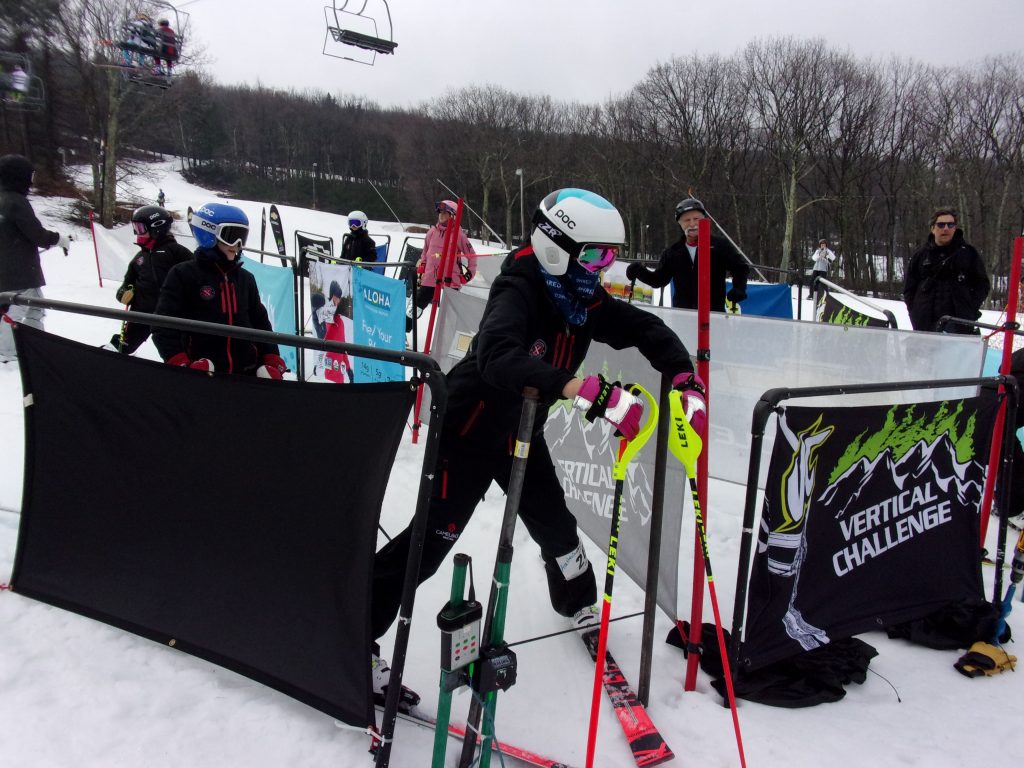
[180,0,1023,109]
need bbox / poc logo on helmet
[553,208,576,229]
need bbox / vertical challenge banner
[816,288,890,328]
[742,395,998,670]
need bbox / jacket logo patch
[199,286,216,300]
[529,339,547,358]
[134,255,145,266]
[435,523,459,542]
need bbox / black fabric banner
[11,326,413,727]
[816,289,889,328]
[741,395,998,671]
[296,231,334,278]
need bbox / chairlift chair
[0,51,46,112]
[323,0,397,66]
[104,0,187,89]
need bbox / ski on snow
[581,628,674,767]
[377,705,577,768]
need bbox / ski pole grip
[667,390,703,478]
[612,384,658,481]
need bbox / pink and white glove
[672,371,707,439]
[573,374,643,441]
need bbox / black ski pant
[371,434,596,640]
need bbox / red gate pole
[683,217,712,690]
[979,236,1024,544]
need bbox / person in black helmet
[625,197,749,312]
[0,154,71,363]
[109,205,192,354]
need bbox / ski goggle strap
[216,224,249,247]
[577,245,619,273]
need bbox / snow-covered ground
[0,163,1020,768]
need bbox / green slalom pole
[432,553,474,767]
[458,387,539,768]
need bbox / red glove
[256,353,287,380]
[672,371,707,439]
[573,374,643,441]
[166,352,214,373]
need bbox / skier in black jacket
[368,188,708,703]
[0,154,70,363]
[902,208,989,334]
[341,210,378,265]
[109,205,192,353]
[626,197,749,312]
[153,202,286,378]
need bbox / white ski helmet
[529,188,625,276]
[348,210,368,230]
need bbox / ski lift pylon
[323,0,397,65]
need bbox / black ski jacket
[118,236,193,312]
[445,245,694,448]
[633,235,748,311]
[902,230,989,334]
[0,189,59,290]
[341,229,377,264]
[153,246,278,373]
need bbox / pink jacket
[417,224,476,289]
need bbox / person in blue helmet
[368,188,707,708]
[153,202,286,378]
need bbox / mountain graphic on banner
[820,433,984,518]
[545,405,655,526]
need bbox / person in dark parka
[153,202,286,378]
[626,197,748,312]
[902,208,989,334]
[0,154,69,362]
[341,210,378,264]
[109,205,192,353]
[368,188,709,702]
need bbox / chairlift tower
[323,0,397,66]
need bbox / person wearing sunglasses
[625,197,749,312]
[153,202,286,378]
[340,210,378,267]
[902,208,989,334]
[369,188,706,694]
[409,199,477,325]
[107,205,192,354]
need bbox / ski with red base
[581,629,674,767]
[378,705,576,768]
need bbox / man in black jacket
[0,154,70,363]
[902,208,989,334]
[626,197,749,312]
[368,188,708,704]
[109,205,192,353]
[153,202,285,378]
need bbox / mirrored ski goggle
[435,202,456,216]
[577,244,620,273]
[348,218,364,228]
[214,223,249,247]
[132,221,148,235]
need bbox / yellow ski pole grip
[667,389,703,479]
[612,383,658,481]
